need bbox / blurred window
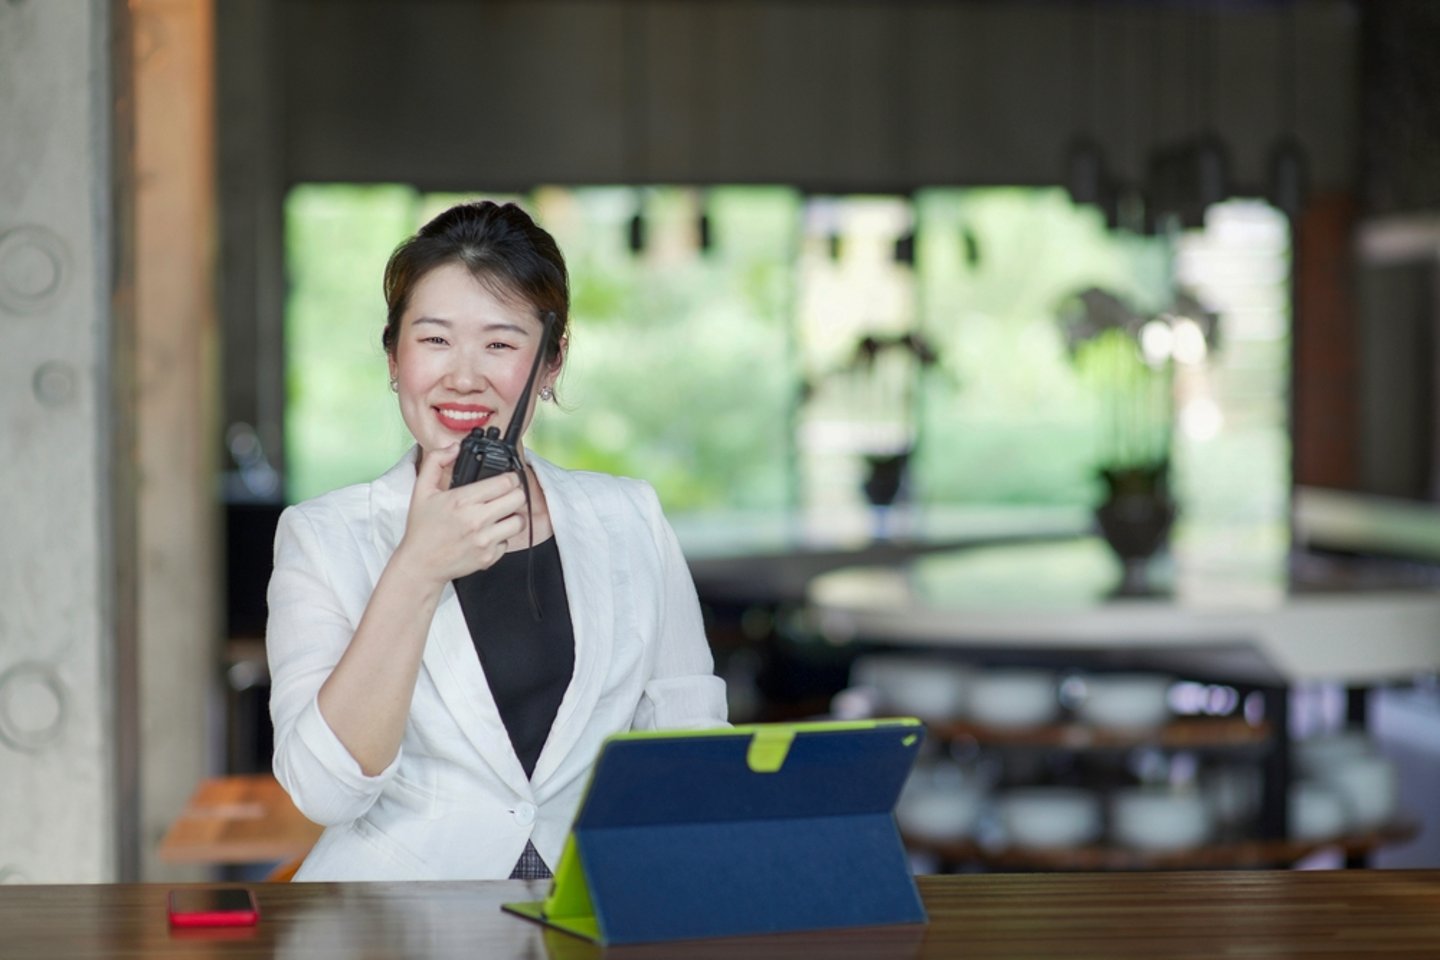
[283,186,1288,547]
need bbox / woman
[267,201,728,881]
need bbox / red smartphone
[166,888,260,928]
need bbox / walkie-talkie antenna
[502,309,556,446]
[510,309,555,623]
[448,309,558,619]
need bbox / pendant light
[696,190,713,254]
[628,196,647,255]
[961,225,981,268]
[1266,3,1308,220]
[623,2,648,256]
[893,227,916,267]
[1065,1,1110,208]
[1187,1,1229,227]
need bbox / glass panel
[284,184,799,512]
[282,184,1289,547]
[912,187,1172,508]
[1171,200,1292,566]
[284,183,417,502]
[523,185,799,512]
[794,195,919,513]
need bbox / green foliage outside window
[284,184,415,502]
[911,188,1172,507]
[283,184,1286,547]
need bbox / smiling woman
[265,200,728,883]
[386,262,560,468]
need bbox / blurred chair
[266,855,304,883]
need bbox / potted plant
[846,332,942,507]
[1059,287,1217,588]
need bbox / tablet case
[503,719,927,945]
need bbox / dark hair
[381,201,569,363]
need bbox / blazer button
[514,802,536,826]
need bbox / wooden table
[6,871,1440,958]
[158,774,322,866]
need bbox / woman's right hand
[393,443,529,587]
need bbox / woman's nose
[444,353,486,392]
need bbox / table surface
[674,504,1088,605]
[809,537,1440,684]
[158,774,322,866]
[7,870,1440,959]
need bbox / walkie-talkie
[450,310,556,489]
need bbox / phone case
[167,888,260,928]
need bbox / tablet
[503,718,927,945]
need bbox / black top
[452,537,575,780]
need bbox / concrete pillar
[132,0,219,882]
[0,0,137,882]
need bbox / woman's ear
[540,336,567,401]
[549,335,568,378]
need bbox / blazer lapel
[527,454,614,790]
[423,587,532,794]
[369,447,532,797]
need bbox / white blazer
[266,448,728,881]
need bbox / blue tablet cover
[502,719,927,945]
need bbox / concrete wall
[0,0,133,883]
[0,0,218,884]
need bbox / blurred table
[810,537,1440,844]
[673,505,1090,720]
[673,504,1089,606]
[809,537,1440,686]
[7,871,1440,958]
[158,774,321,866]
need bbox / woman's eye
[489,341,517,351]
[421,335,448,345]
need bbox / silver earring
[389,377,399,393]
[539,385,554,402]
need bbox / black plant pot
[861,453,910,507]
[1095,492,1177,593]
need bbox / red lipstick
[434,404,495,433]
